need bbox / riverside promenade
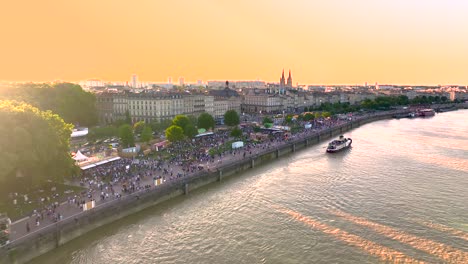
[1,105,464,264]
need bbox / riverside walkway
[1,108,440,244]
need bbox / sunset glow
[1,0,468,84]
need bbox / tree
[322,112,331,118]
[172,115,190,131]
[165,125,184,142]
[224,110,240,127]
[125,110,132,125]
[303,113,315,121]
[262,117,273,125]
[1,83,98,126]
[187,115,198,127]
[119,124,134,148]
[87,125,118,141]
[198,112,215,130]
[184,124,198,138]
[150,119,172,134]
[140,125,153,143]
[230,127,242,138]
[133,121,145,135]
[314,112,322,119]
[0,100,77,192]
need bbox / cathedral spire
[287,69,292,88]
[280,69,286,89]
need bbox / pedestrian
[26,222,30,232]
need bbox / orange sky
[1,0,467,85]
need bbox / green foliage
[197,112,215,130]
[262,117,273,125]
[125,110,132,125]
[253,126,261,133]
[133,121,145,135]
[230,127,242,138]
[303,113,315,121]
[140,125,153,143]
[309,95,454,115]
[322,112,331,118]
[0,100,77,193]
[0,83,98,126]
[118,124,134,148]
[87,126,118,141]
[285,115,293,124]
[150,119,172,134]
[113,118,128,128]
[187,115,198,127]
[165,125,184,142]
[172,115,190,130]
[184,124,198,138]
[314,112,322,119]
[224,110,240,127]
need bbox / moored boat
[326,135,352,153]
[417,109,435,117]
[393,112,417,119]
[437,107,457,113]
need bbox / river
[32,110,468,264]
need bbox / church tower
[287,70,292,88]
[280,69,286,89]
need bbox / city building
[96,90,215,124]
[209,81,242,118]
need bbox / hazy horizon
[1,0,468,85]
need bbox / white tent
[73,151,88,162]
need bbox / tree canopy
[224,110,240,127]
[133,121,146,135]
[230,127,242,138]
[0,83,98,126]
[184,124,198,138]
[165,125,184,142]
[140,125,153,143]
[87,125,118,141]
[262,117,273,125]
[198,112,215,130]
[303,113,315,121]
[0,100,77,192]
[119,124,135,148]
[150,119,172,134]
[172,115,190,131]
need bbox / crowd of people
[18,110,391,237]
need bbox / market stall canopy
[73,151,88,162]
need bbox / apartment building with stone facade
[209,87,242,118]
[96,91,214,124]
[96,88,381,124]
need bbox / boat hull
[326,139,352,153]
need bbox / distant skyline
[1,0,468,85]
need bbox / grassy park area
[0,182,86,221]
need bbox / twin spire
[280,69,292,88]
